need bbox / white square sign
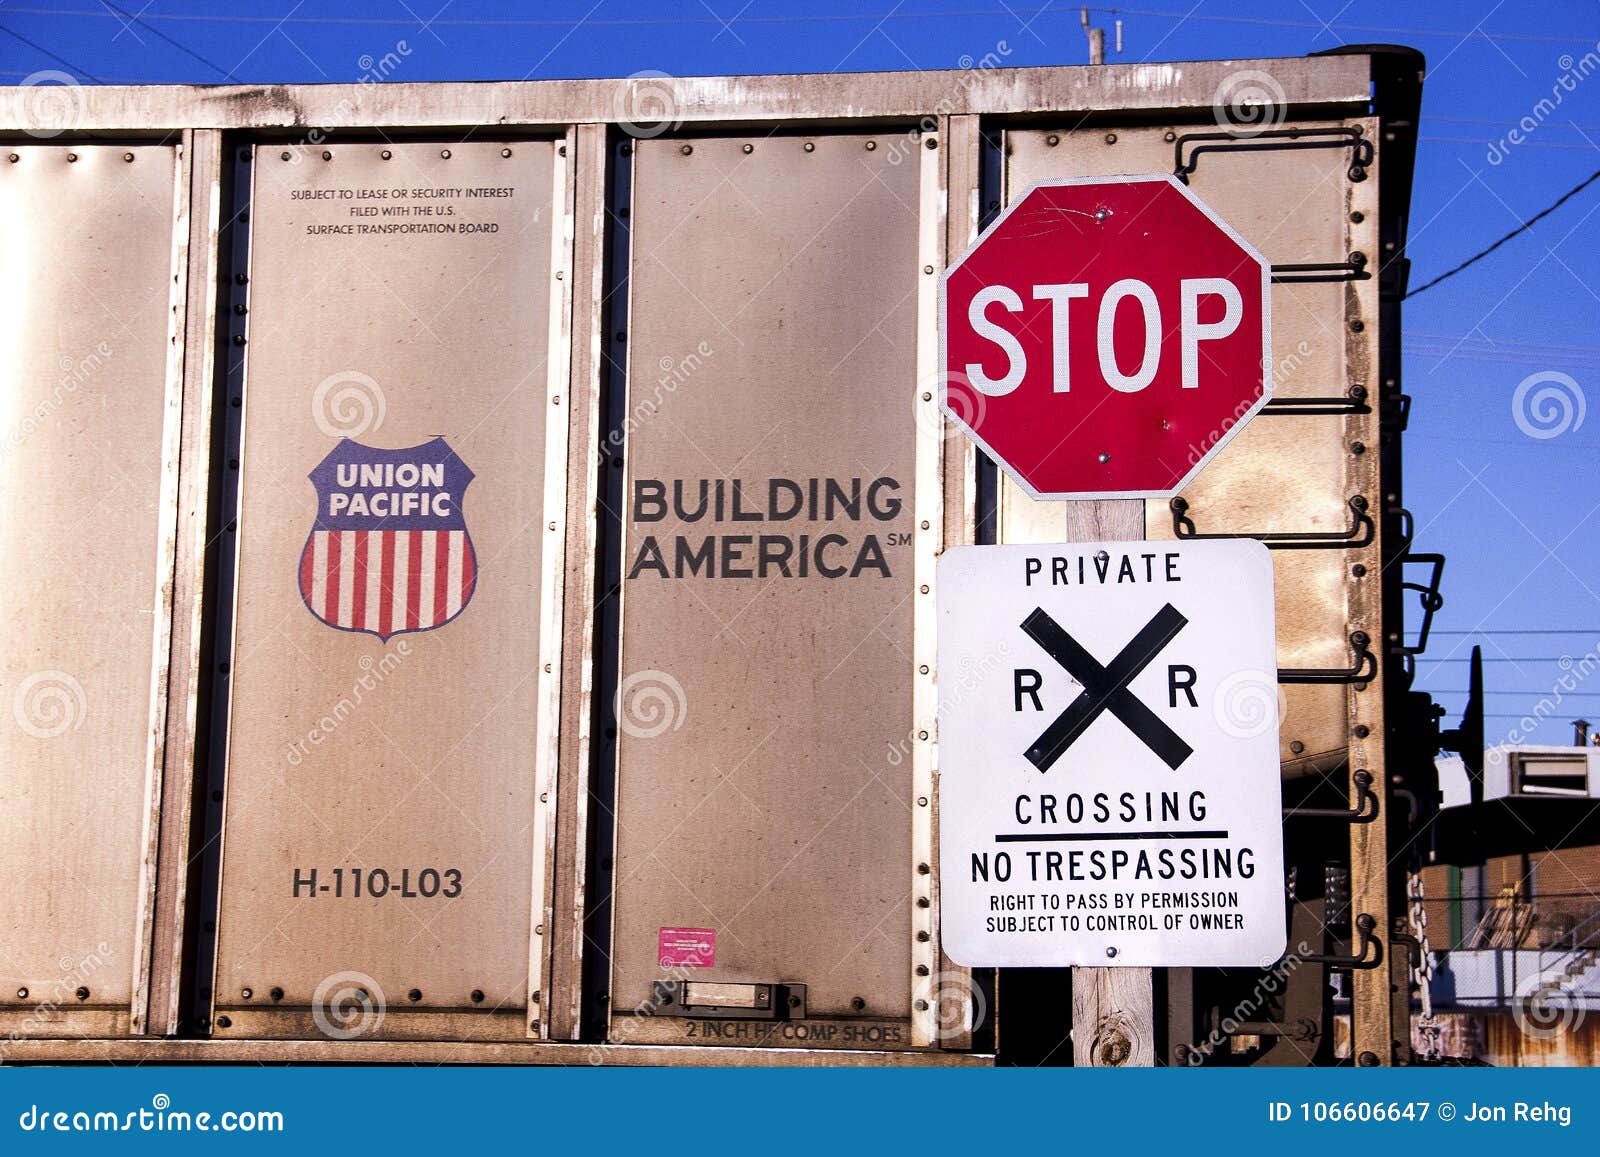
[937,540,1286,968]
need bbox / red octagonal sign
[940,175,1272,499]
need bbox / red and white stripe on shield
[299,529,478,640]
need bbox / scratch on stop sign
[1007,204,1102,238]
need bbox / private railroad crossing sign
[940,175,1272,499]
[936,540,1286,968]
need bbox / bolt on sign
[210,140,570,1038]
[936,541,1286,968]
[940,176,1271,500]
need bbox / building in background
[1419,737,1600,1065]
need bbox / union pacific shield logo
[299,437,477,640]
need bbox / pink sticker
[658,926,716,969]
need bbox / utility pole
[1081,7,1123,66]
[1070,8,1146,1069]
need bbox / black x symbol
[1021,604,1193,773]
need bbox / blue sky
[3,0,1598,745]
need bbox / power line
[1407,348,1600,370]
[1430,680,1600,686]
[1408,349,1600,365]
[0,67,144,80]
[1410,437,1598,453]
[1406,166,1600,298]
[1406,332,1600,355]
[1421,657,1598,663]
[1432,693,1600,700]
[1410,338,1600,357]
[1408,357,1600,371]
[1409,345,1600,363]
[1444,694,1600,700]
[1429,687,1600,694]
[1429,115,1600,134]
[0,21,101,80]
[1482,713,1597,718]
[2,3,1597,43]
[1408,355,1600,372]
[1431,629,1600,635]
[1422,135,1600,153]
[1409,340,1600,358]
[98,0,235,81]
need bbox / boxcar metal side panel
[0,144,182,1033]
[609,132,924,1041]
[212,140,564,1037]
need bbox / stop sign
[940,175,1271,499]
